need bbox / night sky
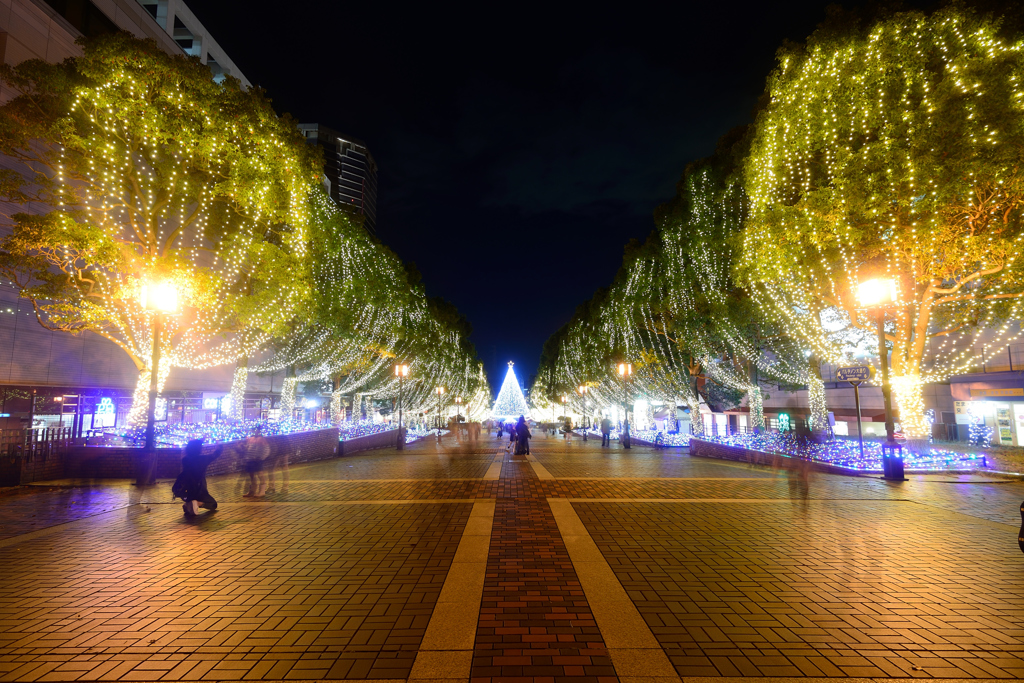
[191,0,835,392]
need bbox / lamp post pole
[876,309,903,479]
[578,385,588,442]
[858,278,904,481]
[395,364,408,451]
[136,278,179,486]
[618,363,632,449]
[144,312,162,459]
[622,377,629,449]
[435,387,444,437]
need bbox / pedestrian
[243,426,271,498]
[172,439,222,516]
[514,415,531,455]
[265,441,290,496]
[601,417,611,447]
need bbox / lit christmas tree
[492,362,531,420]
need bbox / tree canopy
[738,5,1024,435]
[0,33,488,424]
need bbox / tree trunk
[280,366,297,421]
[227,357,248,420]
[126,331,171,426]
[807,356,828,433]
[893,374,928,439]
[890,296,931,439]
[331,375,343,424]
[687,357,704,435]
[747,358,765,431]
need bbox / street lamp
[618,362,633,449]
[137,278,179,486]
[857,278,903,481]
[435,386,445,436]
[578,385,589,441]
[395,363,409,450]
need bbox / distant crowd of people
[495,415,532,455]
[172,412,626,519]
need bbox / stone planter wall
[64,428,341,480]
[688,437,864,477]
[338,429,402,456]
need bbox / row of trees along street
[532,5,1024,441]
[0,33,490,425]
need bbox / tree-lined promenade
[0,34,489,425]
[534,6,1024,444]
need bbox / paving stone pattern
[471,456,614,683]
[0,501,469,681]
[0,486,132,541]
[0,437,1023,680]
[575,499,1024,679]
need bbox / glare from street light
[140,280,179,313]
[857,278,898,307]
[617,363,632,376]
[395,364,409,377]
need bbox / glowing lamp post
[137,279,179,486]
[456,396,463,423]
[618,362,632,449]
[578,385,589,441]
[435,386,445,436]
[857,278,904,481]
[395,364,409,450]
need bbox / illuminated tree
[254,194,489,423]
[658,135,818,431]
[492,362,530,420]
[534,128,830,437]
[0,33,321,421]
[738,7,1024,436]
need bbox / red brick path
[471,455,617,683]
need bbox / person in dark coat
[601,417,612,447]
[172,439,223,516]
[514,416,531,455]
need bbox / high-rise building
[298,123,378,235]
[0,0,248,96]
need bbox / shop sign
[837,366,871,382]
[997,406,1014,445]
[954,400,971,424]
[970,388,1024,398]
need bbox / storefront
[950,372,1024,447]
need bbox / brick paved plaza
[0,434,1023,682]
